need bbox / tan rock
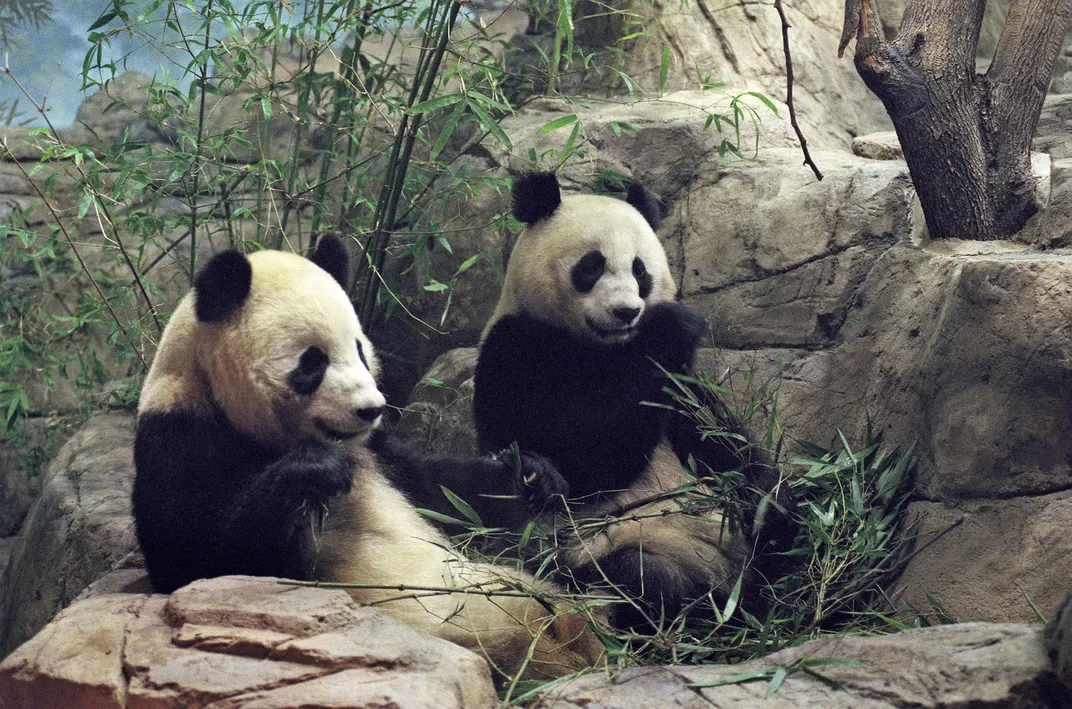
[622,0,894,150]
[852,131,903,161]
[0,576,498,709]
[532,623,1063,708]
[896,492,1072,624]
[398,347,480,457]
[1047,585,1072,687]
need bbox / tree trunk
[840,0,1072,239]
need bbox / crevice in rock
[912,482,1072,505]
[689,241,874,297]
[693,0,740,76]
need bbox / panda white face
[239,251,386,446]
[568,243,653,345]
[489,190,677,347]
[159,248,387,451]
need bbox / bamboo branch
[773,0,822,181]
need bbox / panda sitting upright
[468,172,794,629]
[132,234,603,680]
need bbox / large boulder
[0,413,138,658]
[0,576,498,709]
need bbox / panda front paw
[639,301,707,370]
[515,451,569,515]
[269,439,355,507]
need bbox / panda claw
[516,451,569,515]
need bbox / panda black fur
[132,235,603,680]
[469,172,793,629]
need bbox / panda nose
[356,406,383,422]
[612,306,641,325]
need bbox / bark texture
[841,0,1072,239]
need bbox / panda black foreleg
[223,438,354,578]
[636,301,707,375]
[369,428,566,529]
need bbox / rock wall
[398,87,1072,625]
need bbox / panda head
[146,234,386,449]
[485,171,676,345]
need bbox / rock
[897,492,1072,624]
[1036,94,1072,161]
[397,347,481,457]
[674,150,918,349]
[1042,158,1072,248]
[0,421,47,538]
[0,538,14,584]
[0,413,138,658]
[852,131,903,160]
[64,72,179,148]
[622,0,893,150]
[773,244,1072,502]
[0,127,51,162]
[531,623,1064,708]
[1047,585,1072,687]
[0,576,499,709]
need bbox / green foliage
[0,0,786,550]
[434,368,919,697]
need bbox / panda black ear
[512,172,561,225]
[310,233,352,290]
[194,251,252,323]
[626,181,663,231]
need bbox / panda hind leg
[571,546,714,631]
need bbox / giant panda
[467,172,794,629]
[131,234,604,680]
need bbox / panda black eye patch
[356,339,368,369]
[571,251,606,293]
[633,257,653,299]
[288,346,329,396]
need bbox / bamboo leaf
[659,46,672,95]
[409,93,463,115]
[538,114,578,133]
[440,486,483,526]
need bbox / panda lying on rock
[399,172,796,630]
[131,234,603,680]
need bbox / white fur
[484,194,675,343]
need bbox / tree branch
[774,0,822,181]
[989,0,1072,100]
[839,0,882,58]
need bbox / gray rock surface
[0,576,498,709]
[1048,585,1072,688]
[0,413,138,658]
[898,493,1072,624]
[531,623,1065,708]
[0,539,13,587]
[852,131,903,161]
[622,0,893,150]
